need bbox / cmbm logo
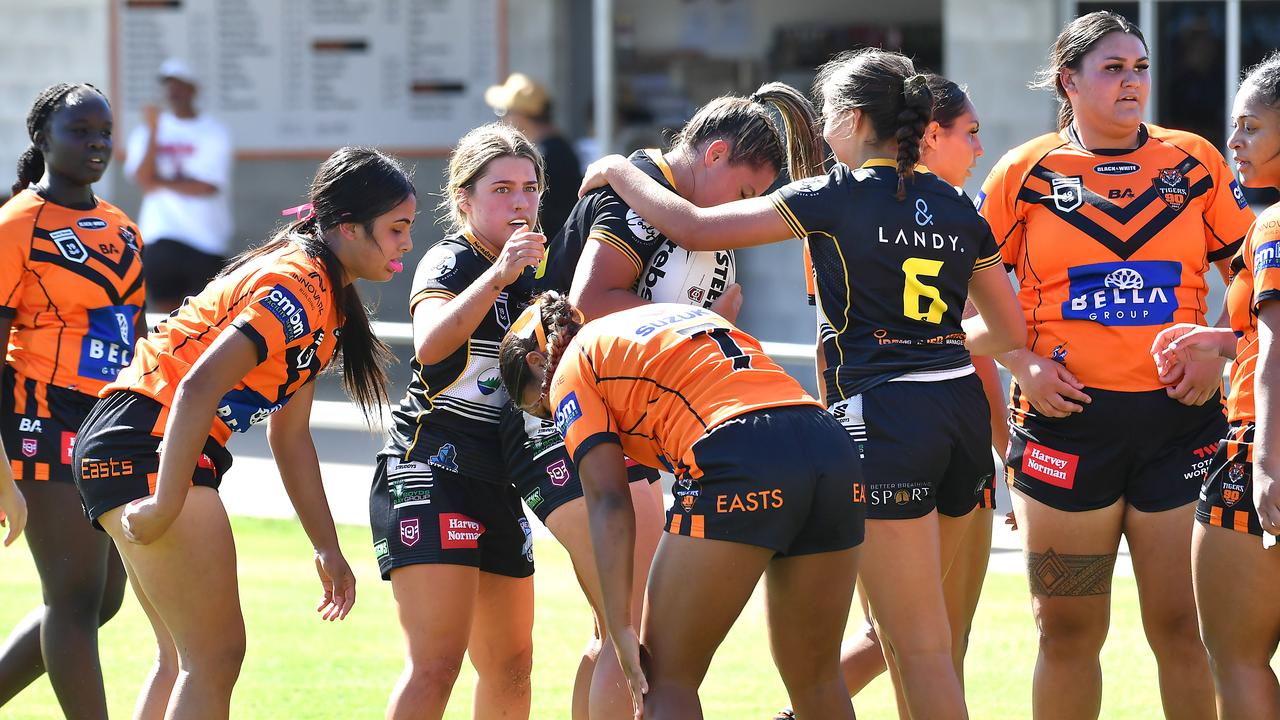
[1230,179,1249,209]
[1256,240,1280,271]
[555,392,582,437]
[1050,176,1085,212]
[260,285,310,342]
[1062,260,1181,326]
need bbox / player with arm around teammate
[372,123,547,720]
[1151,51,1280,720]
[501,292,864,720]
[72,146,412,719]
[979,12,1256,719]
[580,48,1025,719]
[504,81,822,720]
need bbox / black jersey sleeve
[409,240,475,312]
[769,164,852,239]
[971,215,1004,273]
[585,189,667,277]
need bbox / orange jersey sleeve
[1226,203,1280,424]
[108,243,339,443]
[549,304,820,477]
[979,125,1253,391]
[0,191,145,395]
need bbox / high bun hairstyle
[671,81,825,183]
[11,83,111,198]
[814,48,933,200]
[222,146,416,423]
[498,291,584,409]
[1034,10,1147,130]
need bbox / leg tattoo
[1026,548,1115,597]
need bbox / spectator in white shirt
[125,58,233,312]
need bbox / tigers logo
[674,478,702,512]
[1050,176,1084,212]
[1153,168,1189,211]
[1222,462,1248,507]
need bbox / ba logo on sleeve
[555,392,582,436]
[260,285,310,342]
[1061,261,1180,326]
[49,228,89,263]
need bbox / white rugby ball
[635,239,735,309]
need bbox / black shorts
[830,373,994,520]
[369,454,534,580]
[976,469,998,511]
[1,367,97,483]
[142,239,226,303]
[1007,385,1227,513]
[499,403,658,524]
[73,391,231,528]
[667,405,864,556]
[1196,422,1261,537]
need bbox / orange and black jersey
[383,232,536,482]
[550,303,819,477]
[980,123,1255,391]
[0,189,145,395]
[1224,203,1280,424]
[105,241,340,445]
[772,160,1001,403]
[535,149,732,303]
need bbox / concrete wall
[0,0,112,196]
[943,0,1060,195]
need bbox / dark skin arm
[0,316,21,545]
[578,440,648,719]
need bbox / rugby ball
[635,239,735,309]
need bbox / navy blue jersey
[537,149,688,296]
[772,160,1002,402]
[382,232,535,483]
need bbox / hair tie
[748,92,763,104]
[282,203,315,222]
[510,300,548,352]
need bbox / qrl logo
[1050,176,1084,212]
[399,518,420,547]
[49,228,89,263]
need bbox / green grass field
[0,517,1215,718]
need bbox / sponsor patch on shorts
[1021,442,1080,489]
[439,513,484,549]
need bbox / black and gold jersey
[772,160,1001,402]
[382,232,535,482]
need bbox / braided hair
[498,291,583,409]
[814,49,934,201]
[11,83,110,198]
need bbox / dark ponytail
[895,74,933,201]
[10,83,109,199]
[498,291,583,406]
[671,81,825,184]
[222,146,413,423]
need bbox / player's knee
[475,643,534,691]
[1141,603,1202,655]
[1035,606,1109,658]
[98,583,126,625]
[404,656,465,694]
